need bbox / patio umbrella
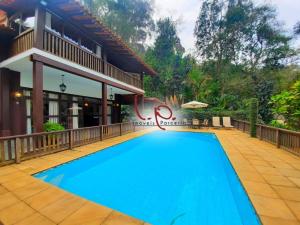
[181,101,208,109]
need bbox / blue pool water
[35,131,261,225]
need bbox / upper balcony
[0,0,157,90]
[9,28,142,89]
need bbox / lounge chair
[223,117,234,128]
[202,119,209,127]
[192,119,200,129]
[212,117,222,128]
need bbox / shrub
[269,120,289,130]
[43,121,65,132]
[249,98,258,137]
[270,80,300,131]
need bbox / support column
[139,95,144,112]
[0,68,26,136]
[0,68,11,136]
[34,6,45,49]
[102,83,108,125]
[32,61,44,133]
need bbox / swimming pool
[35,131,261,225]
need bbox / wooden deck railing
[43,30,141,88]
[105,62,141,88]
[232,119,300,156]
[10,28,34,56]
[9,29,142,89]
[43,29,104,74]
[0,122,135,166]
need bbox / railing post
[276,129,280,148]
[259,125,263,140]
[120,123,122,136]
[15,138,21,164]
[243,121,246,132]
[69,130,73,150]
[100,126,103,141]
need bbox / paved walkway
[0,128,299,225]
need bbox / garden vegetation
[85,0,300,130]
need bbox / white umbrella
[181,101,208,109]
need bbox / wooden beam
[72,15,92,20]
[85,24,100,28]
[32,61,44,133]
[58,3,80,11]
[102,83,108,125]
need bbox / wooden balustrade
[102,123,122,140]
[9,29,142,89]
[43,30,141,88]
[72,126,101,147]
[121,122,135,135]
[232,119,300,156]
[43,29,104,74]
[0,122,135,166]
[10,29,34,56]
[105,62,141,88]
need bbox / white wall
[20,67,102,98]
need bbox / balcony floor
[0,128,299,225]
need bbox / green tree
[270,80,300,130]
[144,18,186,98]
[294,22,300,35]
[185,63,212,101]
[255,80,273,123]
[194,0,295,122]
[85,0,154,54]
[249,98,258,137]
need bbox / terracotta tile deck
[0,128,299,225]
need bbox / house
[0,0,157,137]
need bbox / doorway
[82,99,100,127]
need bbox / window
[48,93,59,123]
[24,90,32,134]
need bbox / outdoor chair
[212,117,222,128]
[223,117,234,128]
[202,119,209,127]
[192,119,200,129]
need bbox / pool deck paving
[0,128,299,225]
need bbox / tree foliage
[144,18,187,98]
[249,98,258,137]
[84,0,299,130]
[294,22,300,36]
[193,0,296,124]
[270,81,300,130]
[85,0,154,54]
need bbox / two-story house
[0,0,157,137]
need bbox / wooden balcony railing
[43,30,141,88]
[0,122,136,166]
[10,28,34,56]
[232,119,300,156]
[9,29,142,89]
[105,63,141,88]
[43,29,104,74]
